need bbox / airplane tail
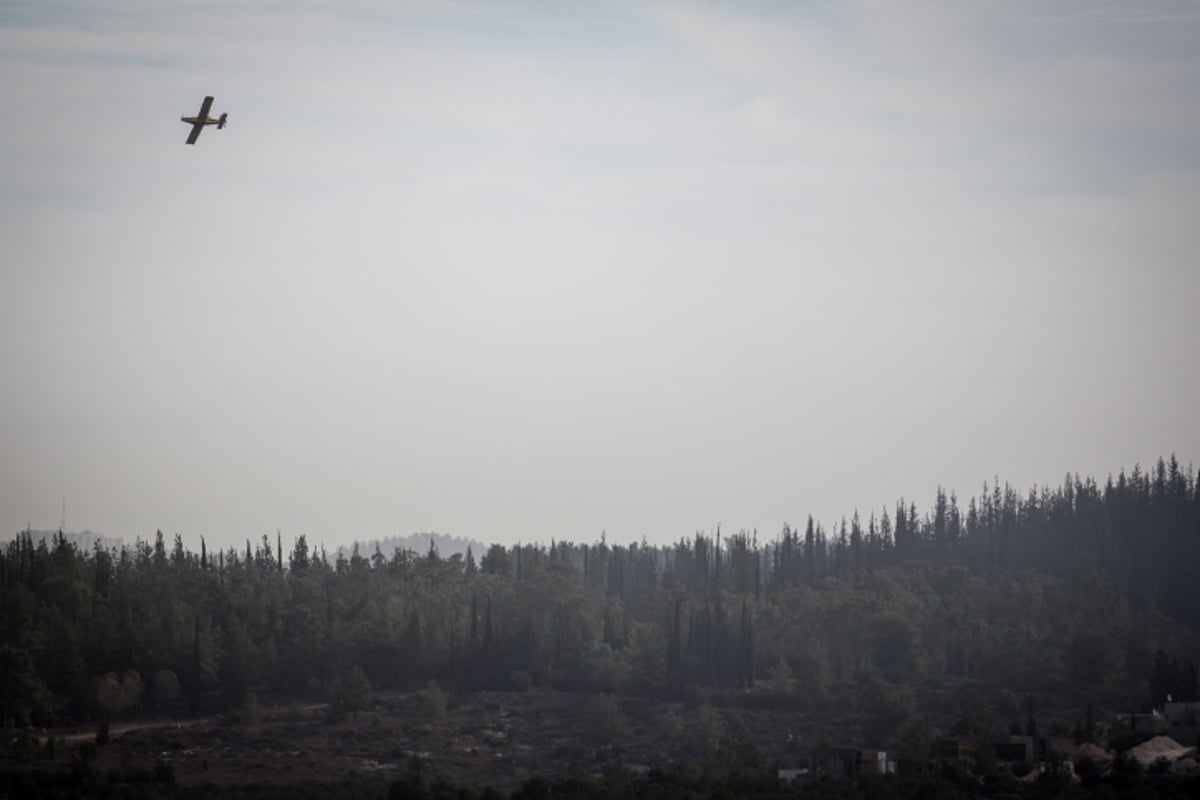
[218,113,228,130]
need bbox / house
[992,736,1033,765]
[1040,738,1075,759]
[1115,710,1168,735]
[1163,702,1200,727]
[809,747,895,776]
[928,737,1030,771]
[777,767,810,783]
[932,738,969,767]
[1167,726,1199,749]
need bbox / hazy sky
[3,1,1198,551]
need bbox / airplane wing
[186,121,205,145]
[184,96,215,144]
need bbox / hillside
[2,457,1198,792]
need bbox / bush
[692,704,722,756]
[41,736,62,761]
[659,709,685,740]
[94,670,144,717]
[861,676,914,747]
[587,694,632,746]
[768,658,793,696]
[893,718,935,762]
[1148,756,1171,774]
[240,692,260,726]
[422,680,447,720]
[4,727,40,761]
[328,666,373,719]
[1035,755,1071,795]
[343,666,373,716]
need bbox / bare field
[43,690,817,790]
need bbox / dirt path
[48,716,217,744]
[42,703,330,744]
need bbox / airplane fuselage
[181,115,224,126]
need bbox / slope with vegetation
[2,456,1199,788]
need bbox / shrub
[1149,756,1171,774]
[768,658,793,696]
[41,736,61,761]
[693,704,722,756]
[328,666,373,720]
[422,680,447,720]
[5,727,40,761]
[587,694,632,746]
[240,692,260,726]
[343,666,373,716]
[95,670,144,717]
[659,709,685,740]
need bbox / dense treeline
[2,456,1198,738]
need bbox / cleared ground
[36,690,818,791]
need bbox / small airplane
[181,96,227,145]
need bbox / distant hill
[334,531,486,561]
[7,527,124,551]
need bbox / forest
[2,455,1200,796]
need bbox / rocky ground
[25,690,818,791]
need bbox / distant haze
[2,2,1198,551]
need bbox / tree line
[2,455,1198,739]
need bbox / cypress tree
[189,617,201,716]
